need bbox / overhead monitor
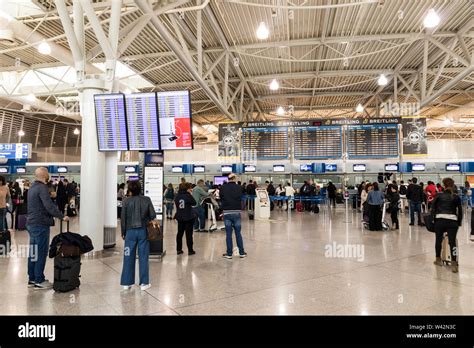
[0,167,9,174]
[157,90,193,150]
[193,165,205,173]
[221,165,232,173]
[125,92,160,151]
[273,164,285,172]
[171,165,183,173]
[125,166,136,173]
[446,163,460,172]
[325,163,337,172]
[214,176,228,185]
[385,163,399,171]
[94,93,129,151]
[244,165,256,173]
[16,167,26,174]
[412,163,425,171]
[353,164,366,172]
[300,164,312,172]
[128,175,139,181]
[57,166,68,173]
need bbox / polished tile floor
[1,205,473,315]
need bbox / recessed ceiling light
[73,128,80,135]
[256,22,269,40]
[377,74,388,86]
[269,79,279,91]
[423,9,440,28]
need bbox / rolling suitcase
[17,214,27,230]
[53,221,81,292]
[0,230,11,255]
[296,201,304,212]
[441,233,458,265]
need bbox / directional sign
[0,144,32,160]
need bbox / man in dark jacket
[267,181,276,211]
[327,182,337,208]
[407,177,424,226]
[27,167,68,290]
[220,173,246,259]
[174,183,197,255]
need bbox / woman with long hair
[367,182,384,231]
[431,178,462,273]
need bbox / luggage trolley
[363,201,390,231]
[201,196,224,232]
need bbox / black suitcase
[53,221,81,292]
[312,204,320,214]
[0,230,11,255]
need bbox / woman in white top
[275,184,284,209]
[360,183,368,212]
[284,182,295,211]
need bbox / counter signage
[0,143,31,159]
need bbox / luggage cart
[364,201,390,231]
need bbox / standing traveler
[463,181,472,209]
[399,180,408,211]
[117,183,126,218]
[0,176,10,232]
[120,180,157,291]
[389,186,400,230]
[431,178,463,273]
[360,182,368,212]
[361,183,372,222]
[436,183,443,193]
[164,183,175,219]
[56,181,67,215]
[407,177,424,226]
[192,180,210,232]
[174,183,197,255]
[267,181,276,211]
[327,182,337,208]
[284,182,295,211]
[367,182,384,231]
[27,168,68,289]
[221,173,246,259]
[275,184,284,209]
[10,182,22,229]
[425,181,437,210]
[246,180,256,211]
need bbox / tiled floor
[1,205,473,315]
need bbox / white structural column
[78,80,106,252]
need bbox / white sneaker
[122,285,131,290]
[140,284,151,291]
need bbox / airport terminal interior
[0,0,473,316]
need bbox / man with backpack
[399,180,408,212]
[266,181,276,211]
[407,177,424,226]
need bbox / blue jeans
[121,227,150,286]
[166,202,174,217]
[0,208,6,231]
[409,201,422,225]
[27,225,50,284]
[224,213,244,256]
[193,206,206,230]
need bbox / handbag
[422,213,435,232]
[147,221,162,241]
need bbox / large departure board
[157,90,193,150]
[293,126,342,159]
[125,93,160,151]
[94,94,128,151]
[347,124,398,158]
[241,127,289,159]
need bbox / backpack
[399,185,407,195]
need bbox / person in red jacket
[425,181,437,210]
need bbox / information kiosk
[254,188,271,219]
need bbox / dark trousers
[390,208,399,228]
[435,218,459,262]
[471,210,474,236]
[329,196,336,207]
[369,204,382,231]
[409,201,422,225]
[177,219,194,252]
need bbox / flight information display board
[241,127,289,160]
[157,90,193,150]
[293,126,342,159]
[125,93,160,151]
[347,124,398,158]
[94,94,128,151]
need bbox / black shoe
[188,250,196,255]
[177,250,184,255]
[222,253,232,259]
[409,223,414,226]
[419,223,425,227]
[239,252,247,258]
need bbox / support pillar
[104,152,118,248]
[78,78,106,253]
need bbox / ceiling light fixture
[423,9,440,28]
[355,103,364,113]
[397,9,404,20]
[277,106,285,115]
[377,74,388,86]
[18,130,25,137]
[73,128,80,135]
[343,58,349,67]
[256,22,269,40]
[443,118,452,126]
[123,88,132,94]
[37,41,51,55]
[26,93,36,102]
[269,79,279,91]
